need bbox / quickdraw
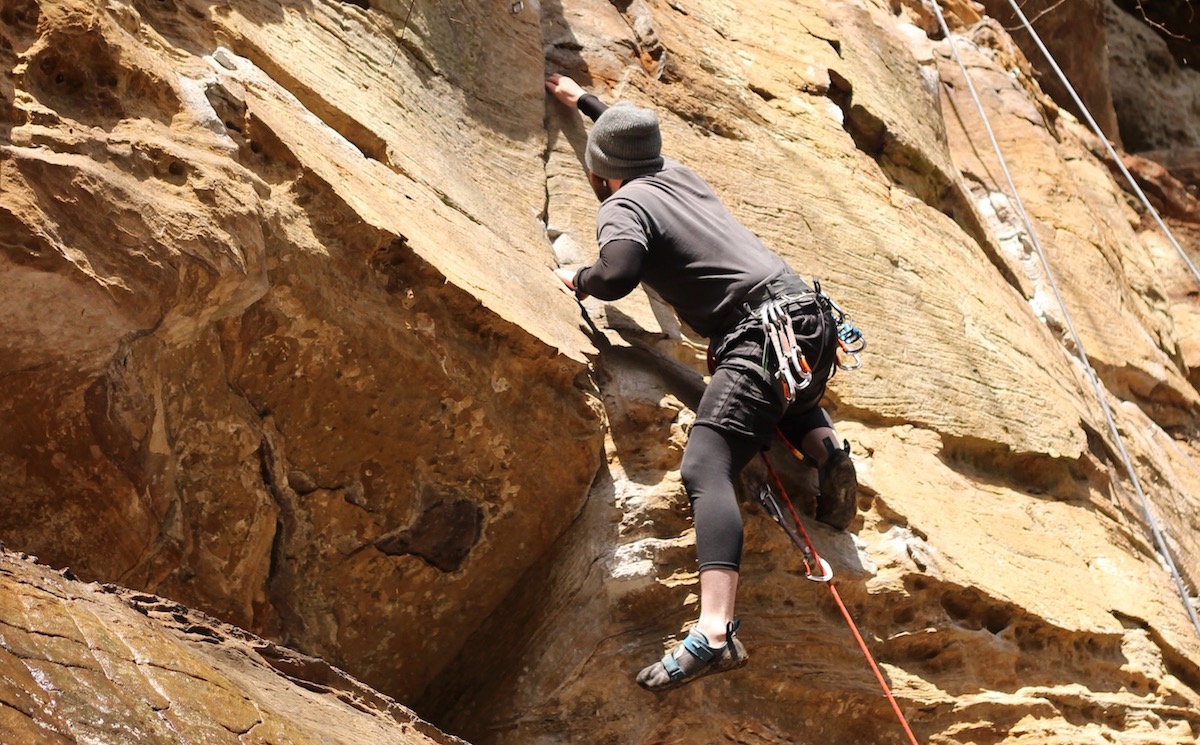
[756,477,832,582]
[758,295,813,404]
[813,280,866,371]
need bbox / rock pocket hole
[165,160,186,184]
[29,30,180,127]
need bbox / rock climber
[545,72,859,691]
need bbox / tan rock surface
[1,0,1200,743]
[0,548,463,744]
[1,0,602,706]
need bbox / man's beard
[588,172,614,202]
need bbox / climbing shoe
[816,439,857,531]
[636,621,749,692]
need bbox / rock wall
[0,548,463,744]
[1,0,602,707]
[1106,0,1200,200]
[2,0,1200,743]
[976,0,1120,144]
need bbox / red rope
[827,582,920,745]
[707,341,918,740]
[762,449,920,745]
[760,453,825,577]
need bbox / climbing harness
[930,0,1200,641]
[758,448,920,745]
[708,280,913,736]
[747,278,866,404]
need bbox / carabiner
[837,338,862,371]
[805,556,834,583]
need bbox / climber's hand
[545,74,586,108]
[554,267,588,300]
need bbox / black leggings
[680,424,760,571]
[683,408,834,571]
[686,298,839,571]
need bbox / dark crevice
[937,433,1096,502]
[0,699,38,722]
[256,420,304,648]
[540,109,553,230]
[749,84,775,102]
[227,717,263,737]
[433,187,485,227]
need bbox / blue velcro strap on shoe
[661,652,685,681]
[681,629,716,662]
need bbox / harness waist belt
[740,273,818,311]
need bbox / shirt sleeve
[579,94,608,123]
[574,239,645,301]
[596,198,652,249]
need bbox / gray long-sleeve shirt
[573,96,792,338]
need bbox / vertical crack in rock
[257,416,302,642]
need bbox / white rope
[1002,0,1200,286]
[929,0,1200,640]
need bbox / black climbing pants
[681,424,758,572]
[685,293,840,571]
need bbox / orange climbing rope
[760,450,920,745]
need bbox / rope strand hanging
[929,0,1200,640]
[1000,0,1200,287]
[758,452,921,745]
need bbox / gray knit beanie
[585,102,664,181]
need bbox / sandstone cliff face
[2,0,1200,743]
[0,548,463,744]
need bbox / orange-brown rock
[975,0,1120,144]
[2,0,1200,743]
[0,548,463,744]
[1,0,601,706]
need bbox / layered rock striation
[2,0,1199,743]
[0,548,463,744]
